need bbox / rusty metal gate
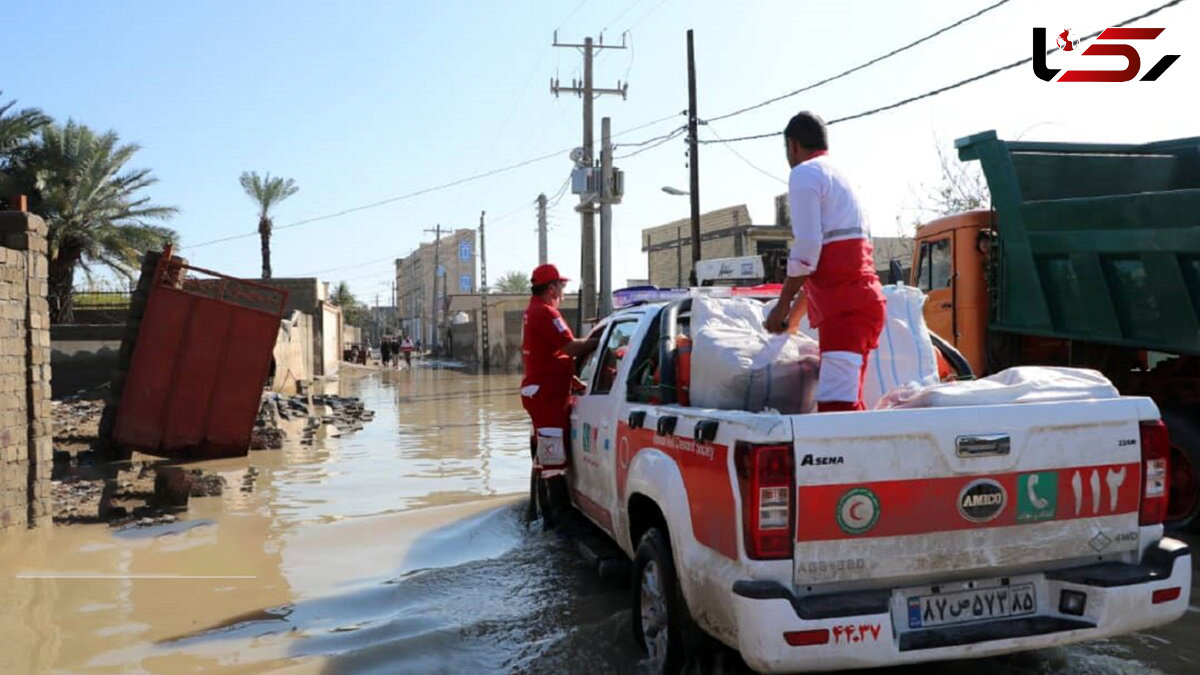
[111,248,287,459]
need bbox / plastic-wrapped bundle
[688,295,819,414]
[877,366,1119,409]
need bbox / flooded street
[1,367,1197,674]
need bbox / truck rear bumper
[730,538,1191,673]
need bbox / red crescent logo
[849,501,865,521]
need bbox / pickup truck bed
[566,297,1191,673]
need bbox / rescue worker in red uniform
[521,263,599,525]
[765,111,887,412]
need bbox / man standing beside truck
[766,111,886,412]
[520,263,600,524]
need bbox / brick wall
[0,211,53,530]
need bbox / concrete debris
[253,393,373,450]
[190,470,227,497]
[51,461,227,525]
[240,466,259,493]
[154,467,193,509]
[52,395,105,458]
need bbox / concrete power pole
[599,116,613,318]
[478,210,490,372]
[423,224,443,354]
[551,32,627,331]
[686,29,702,283]
[536,193,548,265]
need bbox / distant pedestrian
[401,336,414,367]
[381,339,392,367]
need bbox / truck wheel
[632,527,694,674]
[1162,408,1200,531]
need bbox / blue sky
[4,0,1196,302]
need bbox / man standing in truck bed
[765,111,886,412]
[520,263,599,524]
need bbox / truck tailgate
[790,398,1151,588]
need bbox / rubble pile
[52,392,107,457]
[251,393,374,448]
[51,462,227,526]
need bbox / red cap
[531,263,568,286]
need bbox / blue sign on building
[459,241,472,260]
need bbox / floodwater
[1,366,1197,674]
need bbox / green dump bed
[957,130,1200,356]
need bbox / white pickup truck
[566,296,1191,673]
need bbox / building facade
[642,205,792,287]
[642,200,914,287]
[395,228,477,349]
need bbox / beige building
[642,205,791,287]
[395,228,477,348]
[447,292,580,370]
[642,199,915,287]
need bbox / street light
[661,186,689,196]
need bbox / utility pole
[551,32,627,331]
[423,224,443,354]
[686,29,702,283]
[599,116,613,318]
[479,210,490,372]
[676,225,684,287]
[536,193,548,265]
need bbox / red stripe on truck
[796,462,1141,542]
[617,423,739,559]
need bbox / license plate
[907,583,1036,629]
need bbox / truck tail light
[1139,420,1171,526]
[735,443,794,560]
[1152,587,1181,604]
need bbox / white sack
[689,295,819,414]
[877,366,1119,409]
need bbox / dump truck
[910,130,1200,527]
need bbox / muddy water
[1,367,1197,674]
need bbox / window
[591,320,639,395]
[917,238,952,292]
[577,323,607,384]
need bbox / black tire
[1162,407,1200,531]
[632,527,696,674]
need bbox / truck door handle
[694,420,719,443]
[657,416,678,436]
[628,410,647,429]
[939,302,952,309]
[956,434,1011,457]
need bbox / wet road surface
[1,366,1197,673]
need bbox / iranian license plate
[907,583,1036,629]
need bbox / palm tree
[330,281,368,326]
[1,120,177,322]
[494,270,531,294]
[239,171,298,279]
[0,93,51,208]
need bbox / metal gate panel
[111,249,287,459]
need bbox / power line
[705,0,1013,125]
[700,0,1190,145]
[614,121,686,149]
[182,114,681,252]
[706,124,786,185]
[614,126,687,159]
